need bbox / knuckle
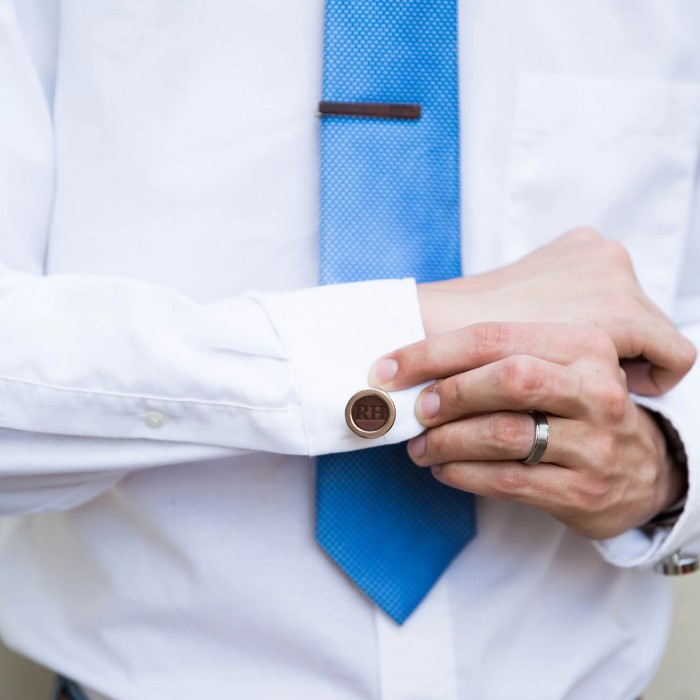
[643,462,661,499]
[491,465,528,499]
[498,356,543,403]
[568,226,603,245]
[603,239,634,271]
[574,476,612,515]
[599,382,628,421]
[485,413,528,452]
[635,458,657,494]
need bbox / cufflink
[655,549,700,576]
[345,389,396,439]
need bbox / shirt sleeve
[0,0,427,515]
[594,315,700,568]
[0,274,425,453]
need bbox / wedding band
[522,411,549,465]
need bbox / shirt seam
[0,374,299,413]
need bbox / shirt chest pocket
[503,73,700,314]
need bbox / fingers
[369,322,615,392]
[427,460,578,515]
[425,456,644,540]
[407,411,577,467]
[621,358,657,396]
[413,356,594,425]
[620,326,696,395]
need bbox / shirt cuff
[251,279,427,456]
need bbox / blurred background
[1,576,699,699]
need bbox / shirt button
[144,410,166,429]
[345,388,396,438]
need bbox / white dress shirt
[1,1,700,698]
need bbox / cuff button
[144,410,166,429]
[345,389,396,439]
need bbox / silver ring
[522,411,549,465]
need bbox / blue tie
[316,0,476,625]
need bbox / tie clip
[318,101,421,120]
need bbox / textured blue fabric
[317,0,476,624]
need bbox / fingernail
[408,434,426,459]
[417,390,440,420]
[370,358,398,384]
[431,465,443,476]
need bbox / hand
[370,322,686,540]
[417,228,696,395]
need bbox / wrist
[417,281,483,338]
[416,286,456,338]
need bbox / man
[1,1,699,699]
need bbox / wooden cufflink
[345,389,396,439]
